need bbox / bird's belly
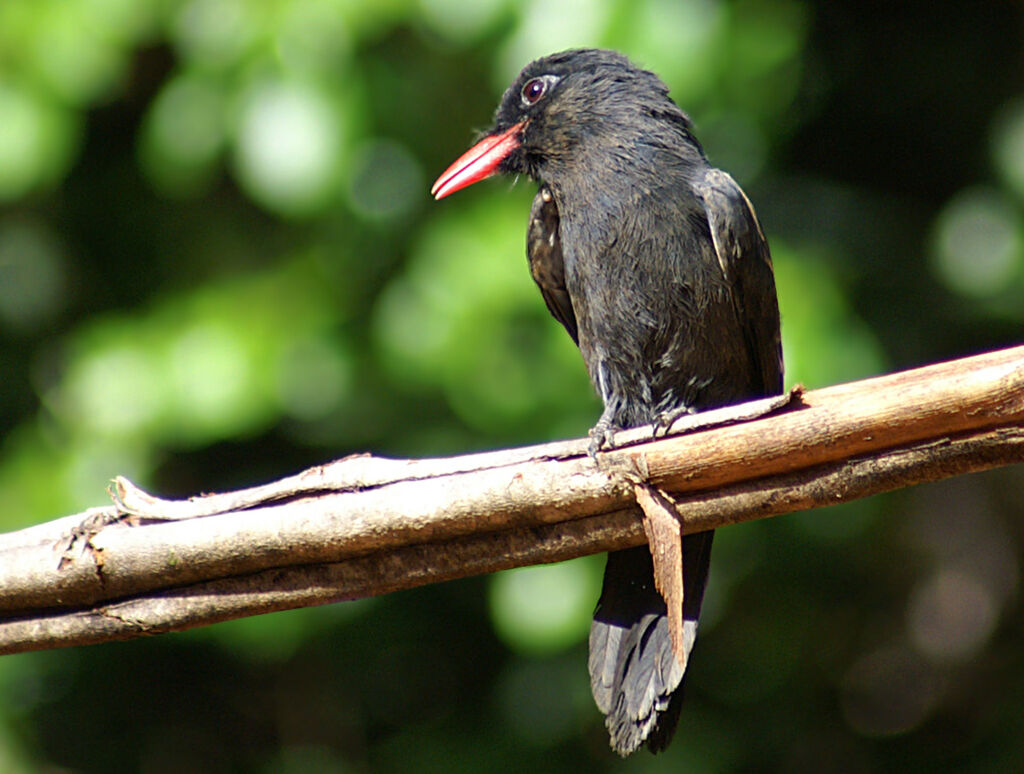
[560,210,762,425]
[574,287,758,427]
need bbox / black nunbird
[432,49,783,755]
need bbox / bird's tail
[588,531,714,755]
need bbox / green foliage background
[2,1,1024,771]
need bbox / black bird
[432,49,783,755]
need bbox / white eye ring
[520,75,559,106]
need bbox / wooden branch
[2,344,1023,655]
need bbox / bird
[431,48,783,755]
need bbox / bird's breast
[554,184,746,422]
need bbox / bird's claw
[651,406,696,438]
[588,419,620,458]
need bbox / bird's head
[431,48,697,200]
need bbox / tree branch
[2,344,1023,655]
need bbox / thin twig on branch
[2,344,1023,655]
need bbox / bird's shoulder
[689,167,771,278]
[691,166,784,396]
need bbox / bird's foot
[658,390,799,437]
[651,406,697,438]
[588,418,621,458]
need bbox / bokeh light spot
[140,74,227,196]
[233,79,347,216]
[29,5,126,104]
[932,187,1022,297]
[346,139,424,222]
[907,569,998,664]
[841,646,940,737]
[56,339,163,438]
[489,557,601,654]
[173,0,259,69]
[0,218,67,332]
[0,81,77,201]
[167,321,257,439]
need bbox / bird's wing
[697,168,784,396]
[527,185,579,344]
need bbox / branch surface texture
[2,345,1023,654]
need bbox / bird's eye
[521,77,550,106]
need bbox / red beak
[431,123,524,200]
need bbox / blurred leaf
[139,72,229,196]
[0,80,80,201]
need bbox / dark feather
[527,185,578,344]
[695,168,784,396]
